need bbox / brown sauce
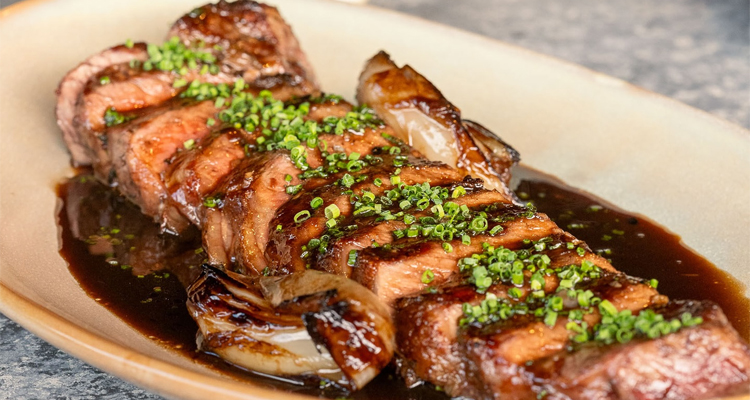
[56,166,750,399]
[511,167,749,340]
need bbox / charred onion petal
[356,51,518,199]
[261,270,396,390]
[186,266,340,380]
[463,120,520,193]
[186,266,395,390]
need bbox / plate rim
[1,0,748,399]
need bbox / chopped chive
[203,196,219,208]
[285,185,302,195]
[294,210,311,223]
[451,186,466,198]
[469,216,488,232]
[489,225,503,235]
[421,269,435,284]
[341,173,355,188]
[347,250,358,266]
[324,204,341,219]
[544,311,558,327]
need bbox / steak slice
[162,97,355,233]
[208,126,394,274]
[56,43,148,166]
[394,284,480,396]
[78,60,186,132]
[313,169,475,278]
[353,209,565,306]
[106,99,219,219]
[168,0,318,92]
[202,151,299,274]
[525,300,750,400]
[61,45,229,168]
[57,0,320,168]
[163,128,248,231]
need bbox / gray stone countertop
[0,0,748,399]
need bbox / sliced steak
[314,172,478,278]
[162,97,356,233]
[58,0,320,168]
[80,61,184,132]
[61,45,228,167]
[56,12,750,396]
[209,125,395,274]
[395,284,481,397]
[311,182,500,278]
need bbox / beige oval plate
[1,0,748,399]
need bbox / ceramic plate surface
[1,0,748,399]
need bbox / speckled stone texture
[0,315,159,400]
[1,0,748,399]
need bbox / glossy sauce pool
[57,166,750,399]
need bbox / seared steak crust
[168,0,317,92]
